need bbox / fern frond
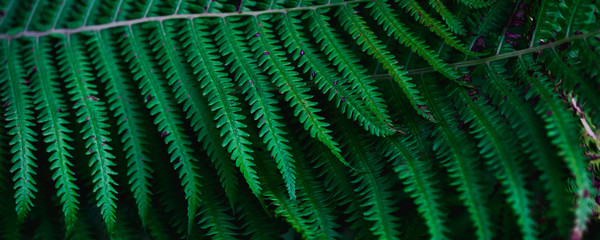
[0,0,35,34]
[1,39,38,221]
[427,0,466,35]
[451,83,536,240]
[253,152,315,239]
[248,15,349,166]
[119,25,202,231]
[153,19,240,203]
[56,34,118,231]
[86,29,153,226]
[481,62,571,234]
[281,11,396,137]
[397,0,483,56]
[419,75,492,240]
[153,149,191,238]
[21,0,62,32]
[237,187,285,240]
[334,116,401,239]
[379,134,448,240]
[375,77,449,239]
[305,131,374,239]
[463,0,511,53]
[52,0,81,29]
[518,55,595,235]
[291,138,341,239]
[195,165,241,240]
[0,70,23,240]
[216,17,296,199]
[180,18,261,196]
[371,0,461,81]
[59,0,95,28]
[546,49,600,110]
[26,36,80,233]
[337,4,434,122]
[307,9,395,135]
[0,0,597,238]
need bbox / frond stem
[0,0,368,39]
[371,28,600,78]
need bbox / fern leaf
[179,18,261,196]
[419,75,493,240]
[25,36,80,233]
[334,118,401,240]
[216,17,296,199]
[305,132,374,239]
[0,0,35,34]
[481,62,571,234]
[451,83,536,240]
[152,149,192,238]
[237,190,285,240]
[281,11,396,137]
[248,15,349,167]
[398,0,483,56]
[370,0,462,80]
[56,34,118,231]
[51,0,76,29]
[22,0,62,32]
[86,30,153,226]
[119,25,202,231]
[290,138,341,239]
[379,135,449,240]
[307,9,396,136]
[195,163,240,240]
[1,39,38,221]
[543,49,600,125]
[428,0,466,35]
[253,152,315,239]
[337,4,434,122]
[148,19,241,203]
[518,55,595,235]
[0,101,23,240]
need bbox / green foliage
[0,0,600,239]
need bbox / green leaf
[1,39,38,222]
[55,34,118,232]
[27,36,79,233]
